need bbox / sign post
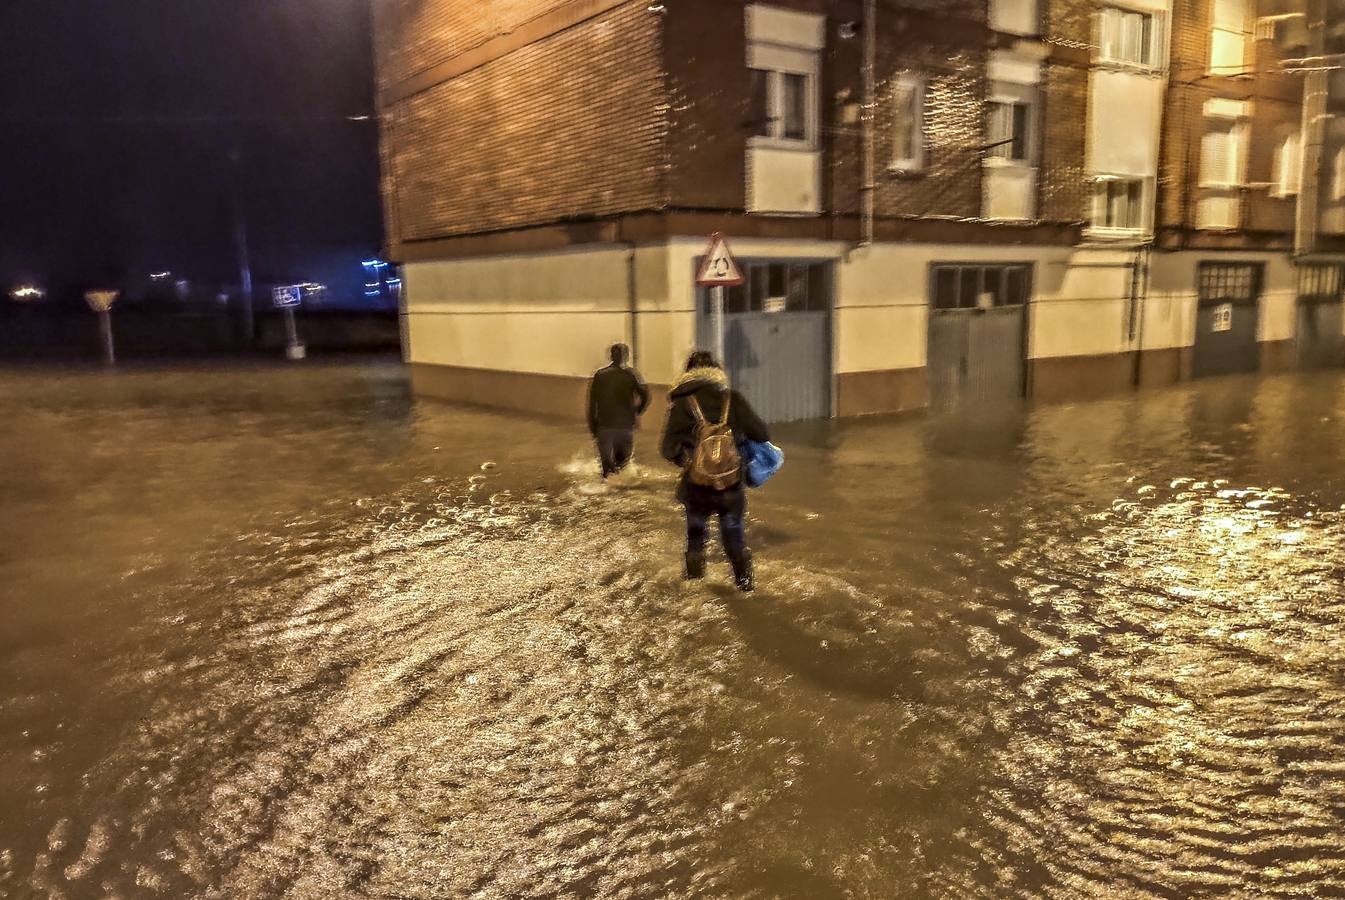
[272,285,306,360]
[84,290,120,366]
[694,233,744,365]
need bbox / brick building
[374,0,1339,421]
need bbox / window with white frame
[1270,131,1302,198]
[1200,117,1245,188]
[1090,177,1147,231]
[1209,0,1248,75]
[890,74,925,172]
[987,85,1036,163]
[1098,5,1158,68]
[749,67,815,145]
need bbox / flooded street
[2,361,1345,899]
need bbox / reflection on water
[2,362,1344,898]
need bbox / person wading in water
[660,351,770,592]
[587,343,650,479]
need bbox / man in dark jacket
[587,343,651,479]
[660,351,770,592]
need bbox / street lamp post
[85,290,120,366]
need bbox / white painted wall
[403,245,670,380]
[402,238,1306,412]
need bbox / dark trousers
[683,485,749,569]
[596,428,635,478]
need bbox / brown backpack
[686,393,741,490]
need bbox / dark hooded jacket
[587,364,650,435]
[660,367,770,496]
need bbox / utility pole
[229,149,255,347]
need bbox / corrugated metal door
[1193,263,1261,378]
[721,312,830,422]
[695,260,832,423]
[1295,267,1345,369]
[926,263,1030,410]
[1297,301,1345,368]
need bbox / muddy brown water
[2,361,1344,898]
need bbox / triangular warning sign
[696,233,745,286]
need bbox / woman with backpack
[660,351,771,593]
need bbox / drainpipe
[860,0,877,248]
[618,223,639,367]
[1129,245,1152,387]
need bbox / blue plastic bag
[740,440,785,488]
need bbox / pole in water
[85,290,120,367]
[713,284,725,365]
[100,310,115,366]
[283,307,306,361]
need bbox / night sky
[0,1,381,294]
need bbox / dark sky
[0,1,381,289]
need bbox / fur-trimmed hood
[670,367,729,398]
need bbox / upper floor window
[1200,118,1245,188]
[749,68,812,144]
[1098,5,1158,68]
[746,5,822,150]
[987,86,1037,163]
[1090,176,1146,232]
[1209,0,1248,75]
[890,74,925,172]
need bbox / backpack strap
[687,396,707,425]
[718,391,732,427]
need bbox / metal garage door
[927,263,1030,409]
[1193,263,1261,378]
[1296,265,1345,369]
[696,260,832,423]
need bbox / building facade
[375,0,1341,422]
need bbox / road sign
[272,285,302,309]
[696,233,745,287]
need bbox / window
[987,88,1035,163]
[1297,265,1345,303]
[1090,177,1146,231]
[1335,148,1345,202]
[748,67,815,145]
[1200,118,1244,187]
[1099,6,1156,67]
[930,264,1033,311]
[749,69,771,138]
[890,74,925,172]
[1209,0,1248,75]
[1198,263,1259,304]
[713,261,830,315]
[1271,131,1302,198]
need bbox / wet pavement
[2,360,1344,899]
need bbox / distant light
[386,277,402,286]
[150,271,171,280]
[348,115,372,122]
[10,285,44,301]
[364,290,380,297]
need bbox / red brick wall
[374,0,577,91]
[664,0,991,221]
[381,1,666,242]
[1158,0,1304,241]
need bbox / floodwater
[2,361,1345,900]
